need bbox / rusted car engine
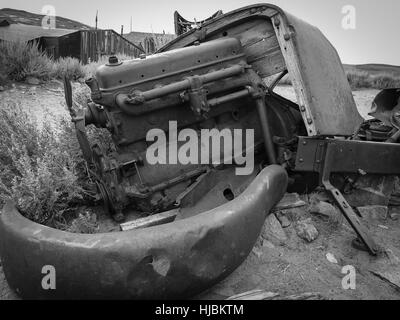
[83,38,304,220]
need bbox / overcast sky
[1,0,399,65]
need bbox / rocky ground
[1,82,399,300]
[197,191,400,300]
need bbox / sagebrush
[0,102,92,226]
[0,41,53,81]
[0,41,134,84]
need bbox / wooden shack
[79,29,143,63]
[0,20,144,63]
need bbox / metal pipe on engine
[255,97,277,165]
[125,64,245,105]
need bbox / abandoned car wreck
[1,3,400,300]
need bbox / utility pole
[130,16,132,33]
[121,25,124,35]
[95,10,98,30]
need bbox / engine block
[84,37,302,219]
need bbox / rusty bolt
[300,106,306,112]
[299,158,304,163]
[274,18,281,27]
[307,118,313,124]
[284,33,291,41]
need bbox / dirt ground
[2,82,399,300]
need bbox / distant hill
[0,8,92,30]
[344,63,400,76]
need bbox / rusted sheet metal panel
[295,137,400,174]
[158,4,362,137]
[273,13,363,136]
[0,166,288,300]
[158,5,286,79]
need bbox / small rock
[28,87,37,95]
[389,212,399,221]
[274,193,306,211]
[309,200,338,219]
[378,225,389,230]
[384,249,400,265]
[296,218,319,242]
[262,240,275,249]
[25,77,40,85]
[357,205,388,221]
[276,213,291,228]
[261,213,287,245]
[309,191,330,203]
[252,247,263,258]
[281,206,309,222]
[326,252,338,264]
[389,207,400,221]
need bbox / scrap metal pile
[0,4,399,299]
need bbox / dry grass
[269,67,400,90]
[345,67,400,89]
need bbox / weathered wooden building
[0,20,144,63]
[124,31,175,54]
[79,29,143,63]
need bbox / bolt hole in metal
[222,31,228,37]
[232,110,240,120]
[223,188,235,201]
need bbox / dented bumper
[0,165,287,300]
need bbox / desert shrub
[0,41,89,83]
[51,56,86,80]
[0,102,90,226]
[66,211,99,234]
[346,69,372,89]
[0,40,53,82]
